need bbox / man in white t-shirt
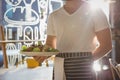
[34,0,112,80]
[46,0,112,59]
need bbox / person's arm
[46,35,56,49]
[33,35,56,63]
[33,12,56,63]
[93,28,112,60]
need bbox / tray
[20,51,59,56]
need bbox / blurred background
[0,0,120,80]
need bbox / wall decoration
[1,0,63,49]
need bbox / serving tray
[20,52,59,56]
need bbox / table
[0,66,53,80]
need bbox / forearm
[93,28,112,60]
[93,45,112,60]
[46,35,56,49]
[46,41,56,48]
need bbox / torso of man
[47,1,109,52]
[47,2,97,52]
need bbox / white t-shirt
[47,3,110,52]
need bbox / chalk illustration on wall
[3,0,63,49]
[1,0,63,66]
[4,0,39,25]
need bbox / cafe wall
[0,0,63,48]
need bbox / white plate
[20,52,59,56]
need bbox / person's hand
[33,56,48,65]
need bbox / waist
[56,52,93,58]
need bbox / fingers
[33,56,48,63]
[33,56,40,61]
[37,56,47,63]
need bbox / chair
[0,26,25,68]
[6,43,23,66]
[0,25,8,68]
[109,58,120,80]
[0,25,48,68]
[0,26,27,68]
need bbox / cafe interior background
[0,0,120,80]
